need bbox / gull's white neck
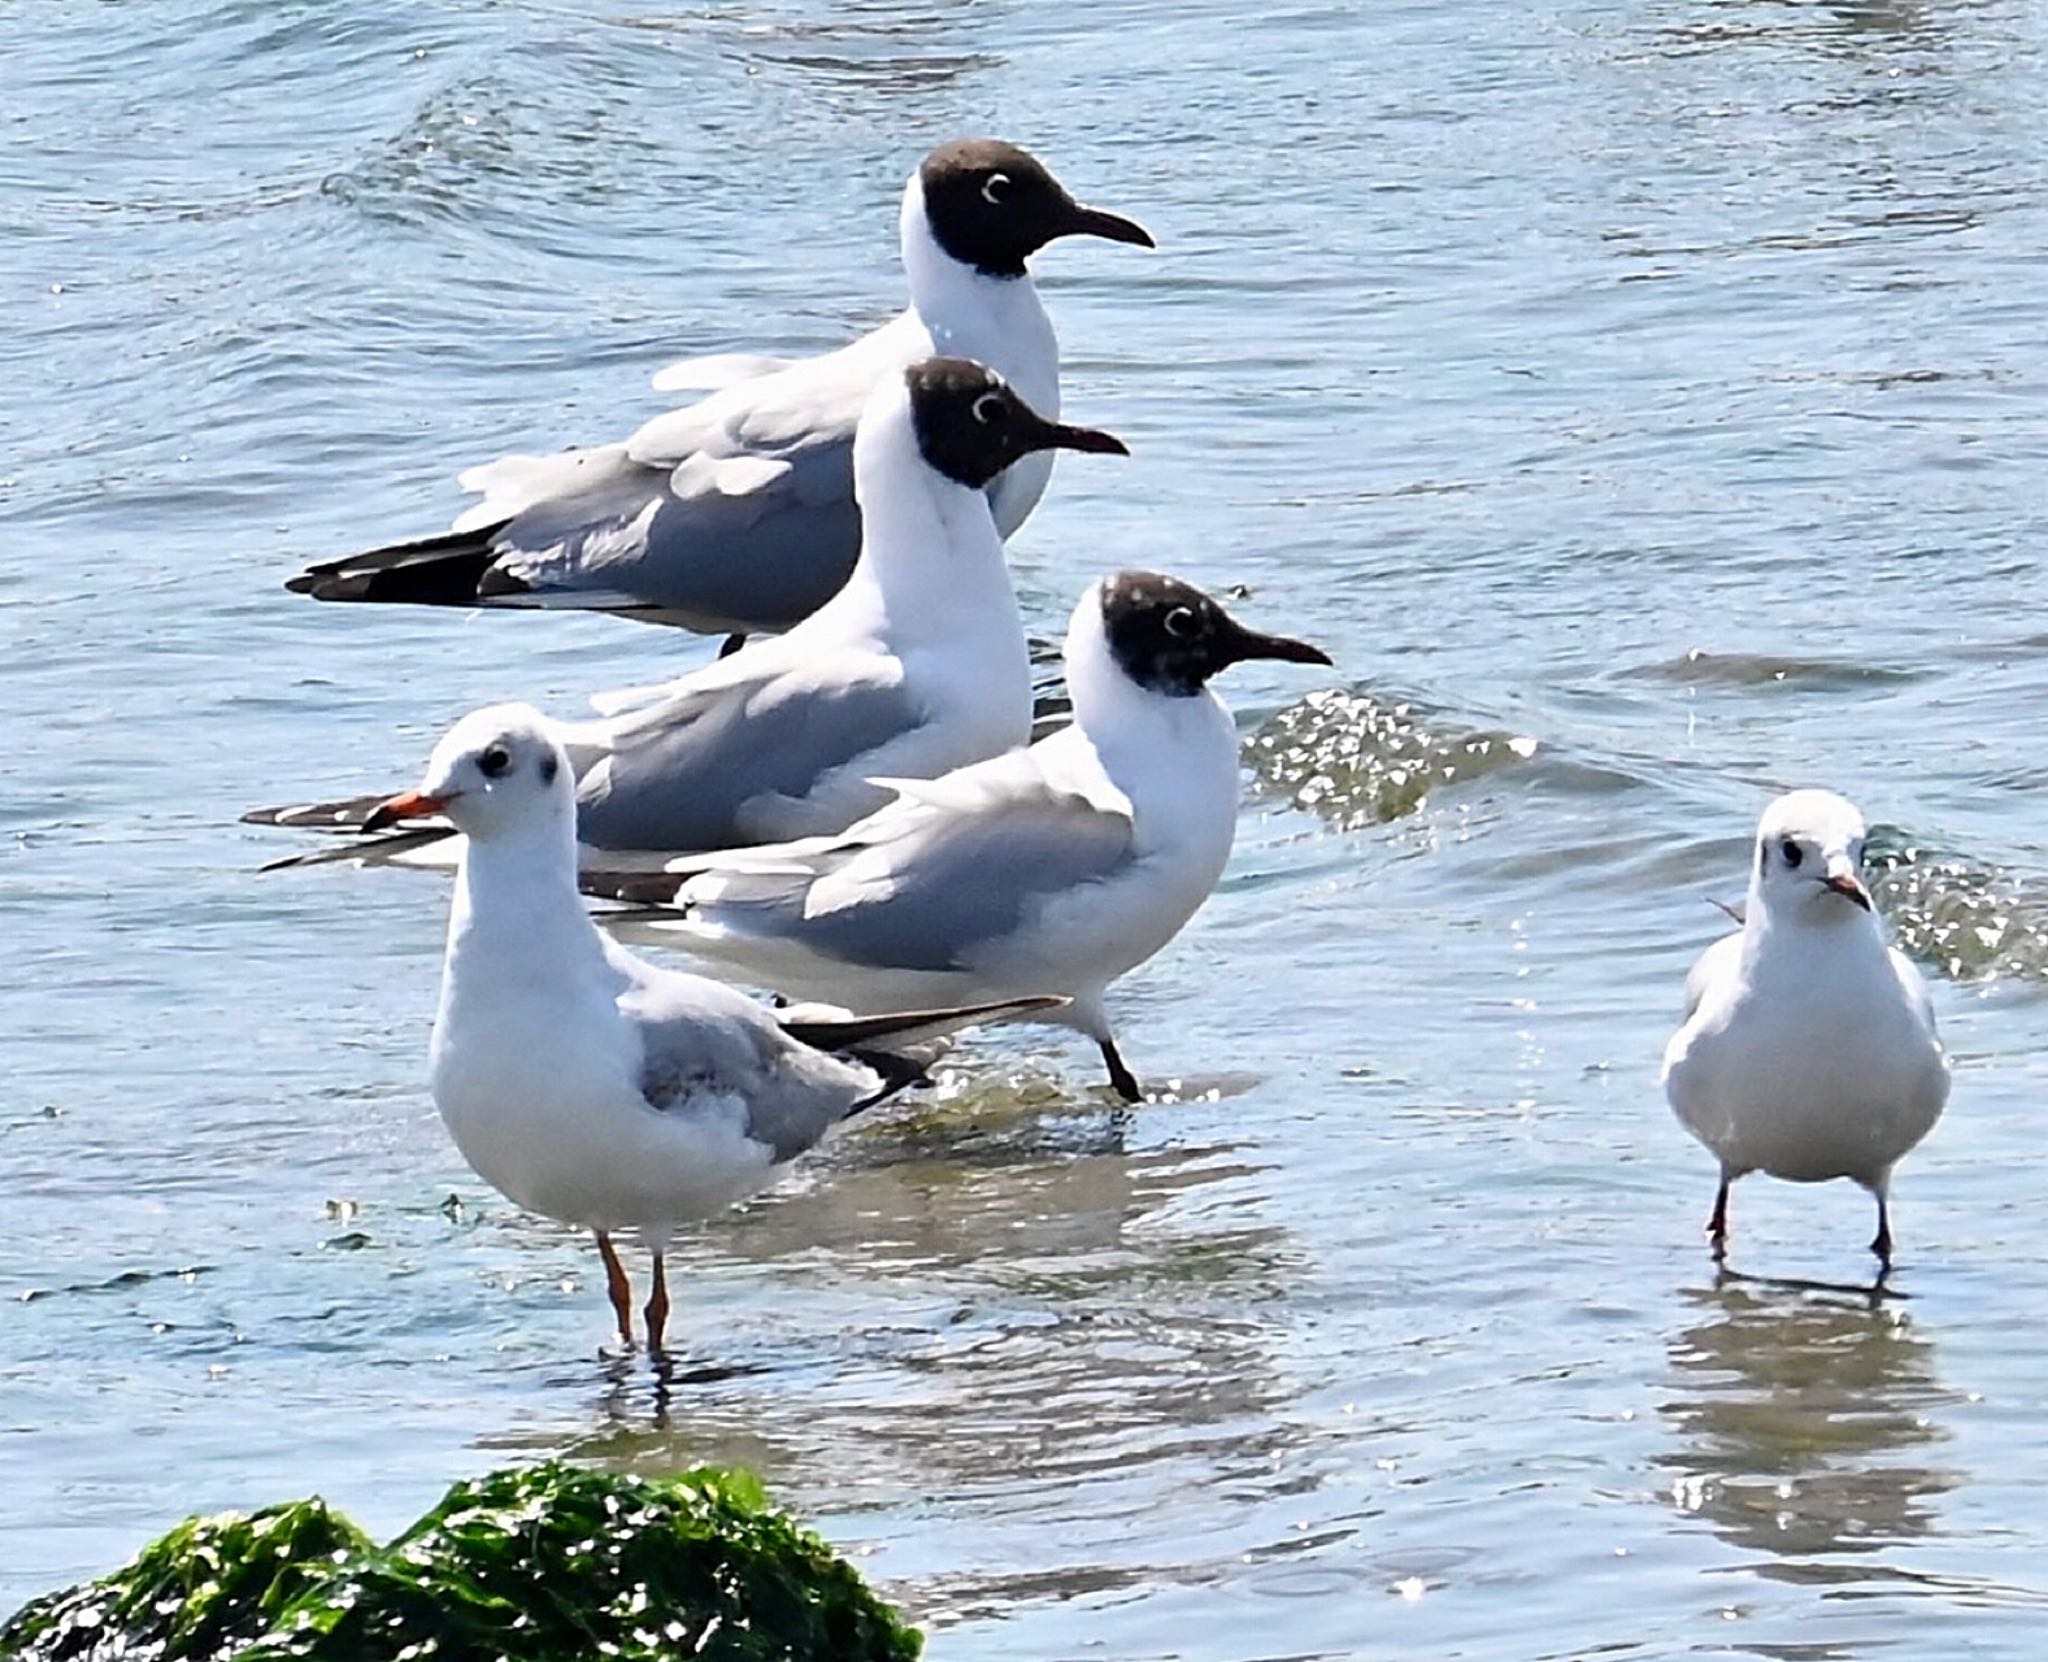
[1741,875,1888,973]
[814,383,1022,653]
[443,800,607,998]
[898,177,1059,417]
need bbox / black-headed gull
[286,138,1153,637]
[587,572,1332,1103]
[1663,789,1950,1267]
[369,703,1058,1353]
[252,358,1124,867]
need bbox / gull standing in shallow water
[586,573,1333,1103]
[369,704,1058,1353]
[1663,789,1950,1267]
[250,359,1125,867]
[286,138,1153,637]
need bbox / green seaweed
[2,1464,920,1662]
[0,1499,368,1660]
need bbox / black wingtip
[781,995,1065,1053]
[252,826,456,872]
[475,564,532,600]
[285,520,512,607]
[842,1048,938,1116]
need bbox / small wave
[1623,649,1927,691]
[750,49,999,91]
[1245,688,1540,829]
[321,83,522,232]
[321,68,655,236]
[1871,836,2048,984]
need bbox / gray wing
[458,429,861,634]
[452,340,889,631]
[609,942,868,1164]
[627,465,858,630]
[574,653,926,854]
[680,769,1138,972]
[1682,931,1743,1023]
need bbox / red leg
[595,1231,634,1348]
[644,1251,670,1355]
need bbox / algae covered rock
[2,1463,920,1662]
[0,1499,368,1661]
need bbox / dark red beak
[362,790,447,833]
[1822,872,1874,911]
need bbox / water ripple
[1245,688,1540,830]
[1872,836,2048,986]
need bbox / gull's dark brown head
[1098,571,1332,697]
[918,138,1154,278]
[903,356,1127,490]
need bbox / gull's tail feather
[779,996,1066,1113]
[255,827,458,873]
[242,791,400,831]
[245,790,459,870]
[286,520,523,607]
[780,995,1063,1055]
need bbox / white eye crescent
[971,391,1006,425]
[981,172,1011,205]
[1164,605,1197,638]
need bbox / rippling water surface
[9,1,2048,1655]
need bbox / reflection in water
[1658,1280,1959,1573]
[476,1110,1307,1623]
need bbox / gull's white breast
[1663,928,1948,1185]
[429,952,773,1232]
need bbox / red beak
[362,790,447,833]
[1822,873,1874,911]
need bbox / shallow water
[9,0,2048,1654]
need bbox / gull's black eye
[1779,837,1803,870]
[1163,605,1197,638]
[479,746,512,779]
[971,391,1008,426]
[981,171,1011,206]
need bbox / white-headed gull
[587,572,1332,1103]
[1663,789,1950,1267]
[368,703,1058,1352]
[287,138,1153,638]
